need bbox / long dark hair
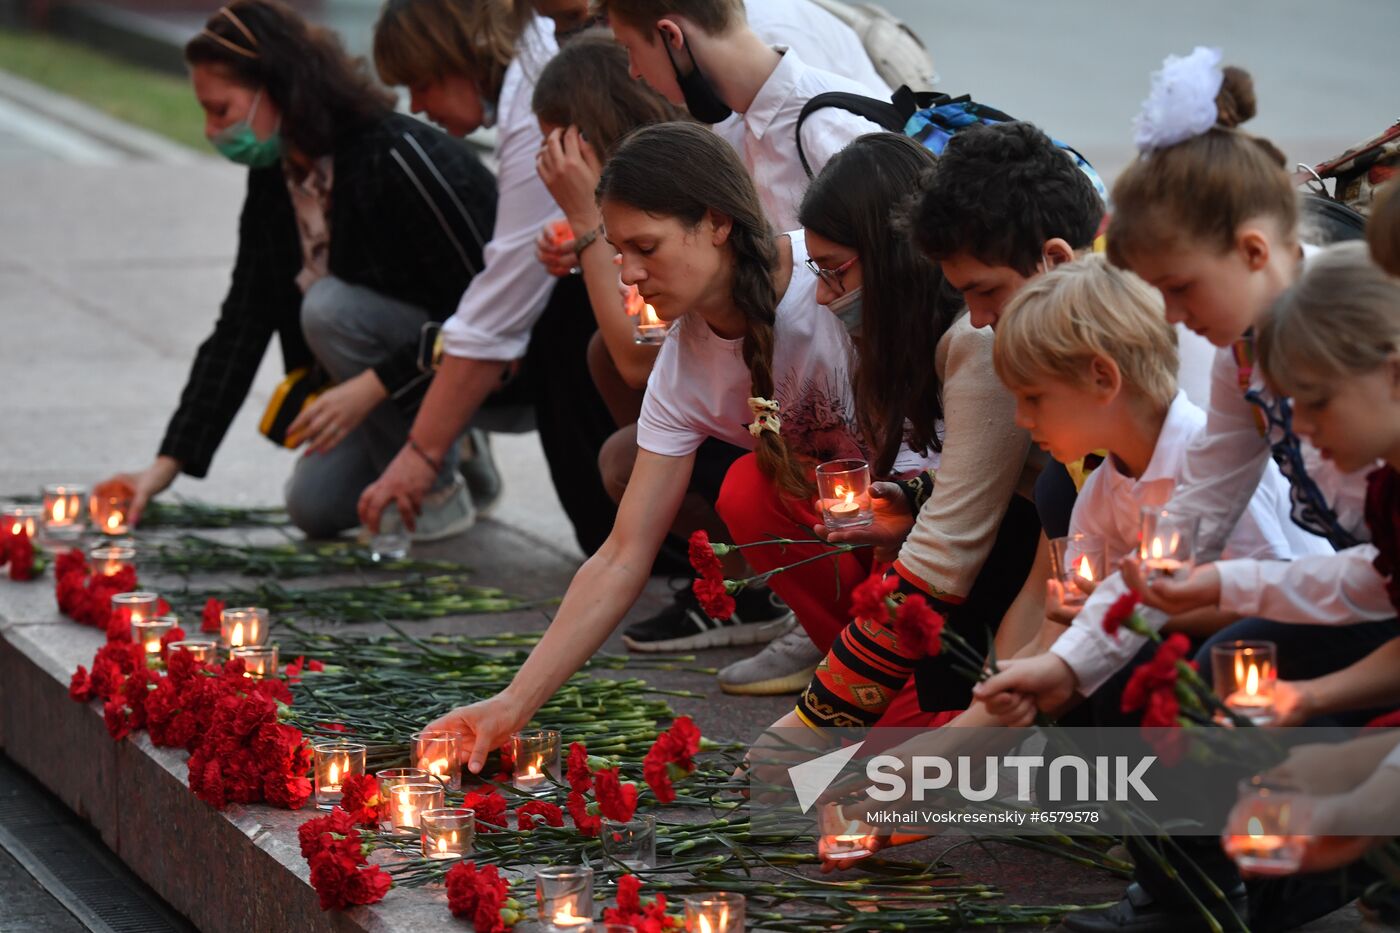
[800,133,962,475]
[532,31,690,159]
[185,0,394,159]
[597,122,810,496]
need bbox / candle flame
[553,902,584,923]
[106,511,122,531]
[1076,555,1094,582]
[145,638,161,655]
[1244,662,1260,696]
[1168,531,1180,554]
[843,489,855,508]
[231,621,244,646]
[436,837,448,854]
[328,761,340,785]
[641,302,661,325]
[697,905,730,933]
[1150,537,1164,560]
[53,498,67,522]
[428,757,449,777]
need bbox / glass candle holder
[536,865,594,931]
[815,459,874,530]
[89,487,134,536]
[1138,508,1200,581]
[386,781,444,832]
[88,545,136,578]
[230,644,278,679]
[421,807,475,860]
[1223,778,1313,874]
[314,742,368,810]
[132,615,177,659]
[683,893,745,933]
[2,505,43,540]
[511,729,562,794]
[111,592,159,631]
[601,814,657,870]
[625,285,667,346]
[412,730,462,791]
[41,483,88,539]
[371,504,410,562]
[1049,534,1106,608]
[220,606,269,648]
[816,801,879,863]
[375,767,430,829]
[166,640,217,664]
[1211,641,1279,725]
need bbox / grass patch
[0,27,207,151]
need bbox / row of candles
[2,483,136,540]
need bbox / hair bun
[1215,66,1258,129]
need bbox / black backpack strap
[795,86,952,178]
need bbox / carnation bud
[709,542,733,556]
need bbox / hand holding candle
[1212,641,1278,725]
[1138,508,1200,581]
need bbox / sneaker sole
[718,666,818,696]
[622,615,792,653]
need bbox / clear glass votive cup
[1138,508,1200,581]
[314,742,368,810]
[1210,641,1279,725]
[2,505,43,540]
[421,807,475,860]
[512,729,562,794]
[41,483,88,538]
[230,644,278,679]
[89,487,134,536]
[632,299,668,346]
[375,767,430,829]
[386,781,444,832]
[371,504,410,562]
[88,545,136,578]
[683,892,745,933]
[815,459,874,530]
[536,865,594,931]
[601,814,657,869]
[132,614,177,658]
[111,592,159,631]
[1223,777,1313,874]
[411,730,462,791]
[1048,534,1106,608]
[816,801,878,862]
[166,641,217,664]
[220,606,269,647]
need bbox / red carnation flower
[461,789,508,830]
[446,861,517,931]
[566,789,601,837]
[566,741,593,793]
[593,767,639,822]
[1103,592,1141,640]
[687,530,725,581]
[201,597,224,634]
[338,774,382,826]
[851,572,899,622]
[8,531,38,581]
[515,800,564,831]
[692,576,735,621]
[893,595,944,657]
[642,717,701,804]
[103,699,133,741]
[69,666,92,702]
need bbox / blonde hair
[1370,179,1400,277]
[1107,66,1298,267]
[1257,241,1400,398]
[372,0,530,100]
[994,254,1179,408]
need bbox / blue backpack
[796,85,1107,200]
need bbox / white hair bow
[746,397,781,438]
[1132,46,1224,153]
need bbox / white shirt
[1069,392,1331,567]
[1175,325,1215,411]
[1216,545,1394,625]
[439,18,560,361]
[744,0,889,95]
[637,231,864,463]
[739,48,886,231]
[1052,339,1361,696]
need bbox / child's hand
[1120,557,1222,614]
[1045,579,1082,625]
[1268,680,1318,727]
[812,482,914,563]
[973,653,1079,723]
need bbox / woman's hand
[99,457,180,526]
[812,482,915,563]
[1268,680,1319,727]
[536,125,604,230]
[535,221,578,277]
[1120,557,1223,614]
[288,370,386,454]
[423,693,530,776]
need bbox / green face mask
[209,90,282,168]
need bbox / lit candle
[89,490,133,536]
[1138,508,1199,580]
[817,802,877,862]
[551,903,592,928]
[88,545,136,578]
[388,782,443,831]
[1211,641,1278,725]
[629,286,668,346]
[421,808,475,861]
[815,460,874,531]
[536,866,594,932]
[374,768,430,829]
[111,592,159,633]
[165,641,216,664]
[41,483,88,539]
[1,505,42,540]
[230,644,278,679]
[1223,780,1311,874]
[683,893,745,933]
[412,730,462,791]
[314,742,367,810]
[220,607,269,648]
[132,615,176,659]
[828,485,859,517]
[512,730,561,794]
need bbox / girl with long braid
[422,122,884,770]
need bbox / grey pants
[284,276,458,538]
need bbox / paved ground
[0,23,1389,928]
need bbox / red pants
[715,454,946,729]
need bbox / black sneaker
[622,583,794,653]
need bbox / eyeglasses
[804,255,857,294]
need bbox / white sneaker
[412,477,476,542]
[716,620,824,696]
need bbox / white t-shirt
[738,48,886,232]
[745,0,889,94]
[636,231,865,464]
[439,17,560,361]
[1070,391,1336,565]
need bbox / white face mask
[826,286,863,333]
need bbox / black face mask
[661,27,733,124]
